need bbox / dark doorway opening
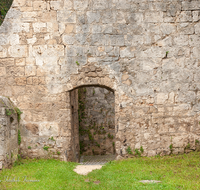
[70,85,115,162]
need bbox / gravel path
[74,155,116,175]
[74,165,103,175]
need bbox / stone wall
[78,87,115,155]
[0,0,200,160]
[0,96,18,169]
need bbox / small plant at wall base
[166,51,169,58]
[140,146,144,153]
[5,109,12,116]
[15,107,23,123]
[43,146,49,151]
[28,146,31,149]
[108,133,114,139]
[18,130,21,145]
[134,149,141,157]
[95,142,100,148]
[169,144,173,154]
[185,143,190,152]
[49,137,55,141]
[126,146,133,155]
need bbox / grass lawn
[0,152,200,190]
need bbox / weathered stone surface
[0,0,199,162]
[78,87,115,156]
[0,97,18,169]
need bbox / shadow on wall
[78,86,115,156]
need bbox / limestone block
[26,57,35,65]
[0,34,8,45]
[15,77,27,86]
[22,11,37,21]
[62,34,75,45]
[33,23,47,33]
[132,35,143,46]
[160,23,176,35]
[147,150,156,157]
[27,36,37,45]
[90,25,102,33]
[9,34,20,46]
[142,59,160,71]
[57,11,76,23]
[25,66,36,76]
[168,92,175,104]
[63,0,73,10]
[176,11,192,22]
[191,47,200,59]
[32,45,64,58]
[193,11,200,22]
[173,136,187,148]
[156,93,168,104]
[162,58,177,71]
[6,67,25,76]
[178,23,195,35]
[174,35,189,46]
[189,35,200,46]
[182,1,200,11]
[86,11,101,23]
[92,0,109,10]
[113,0,131,10]
[40,11,57,22]
[102,11,116,24]
[74,0,88,10]
[5,8,21,19]
[76,33,88,45]
[145,12,163,23]
[12,23,30,33]
[50,1,63,10]
[0,67,7,78]
[47,22,59,33]
[110,35,125,46]
[20,7,33,12]
[0,58,14,66]
[8,45,28,57]
[0,108,5,115]
[156,36,173,47]
[39,122,60,136]
[127,12,143,24]
[59,23,65,34]
[33,1,47,10]
[12,0,26,7]
[195,22,200,34]
[120,47,134,58]
[142,47,165,58]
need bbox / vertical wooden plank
[69,89,80,162]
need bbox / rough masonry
[0,96,18,169]
[78,87,115,156]
[0,0,200,162]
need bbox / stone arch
[65,63,120,162]
[64,63,118,92]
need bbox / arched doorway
[70,85,116,162]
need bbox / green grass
[0,152,200,189]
